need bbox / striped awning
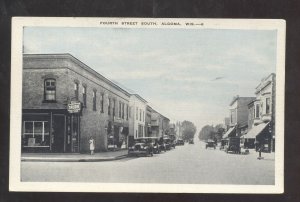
[244,122,269,139]
[223,127,235,139]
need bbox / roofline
[229,96,255,106]
[131,93,148,103]
[255,73,276,90]
[23,53,131,97]
[150,107,169,121]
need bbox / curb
[21,154,128,162]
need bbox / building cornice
[23,53,131,97]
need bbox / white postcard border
[10,17,285,193]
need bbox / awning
[244,122,269,139]
[223,127,235,139]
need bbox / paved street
[21,140,275,184]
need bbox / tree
[181,120,197,141]
[198,124,225,142]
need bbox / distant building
[150,110,169,138]
[244,73,276,152]
[224,117,230,131]
[128,94,147,140]
[175,121,183,139]
[223,96,255,139]
[22,54,130,153]
[169,123,176,136]
[145,105,153,137]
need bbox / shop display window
[23,121,50,147]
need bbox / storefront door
[52,115,66,152]
[66,114,80,153]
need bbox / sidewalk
[21,149,128,162]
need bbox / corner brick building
[22,54,130,153]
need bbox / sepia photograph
[9,17,285,193]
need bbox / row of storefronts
[22,53,169,153]
[223,73,276,152]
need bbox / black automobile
[128,138,154,157]
[169,135,176,149]
[206,139,216,149]
[176,139,185,146]
[225,137,241,154]
[163,136,172,150]
[189,139,194,144]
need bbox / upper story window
[113,99,116,116]
[93,90,97,111]
[266,97,270,114]
[136,107,138,120]
[143,111,145,122]
[44,79,56,101]
[74,82,79,100]
[128,106,131,118]
[119,101,122,118]
[100,93,104,113]
[140,109,142,121]
[122,103,125,119]
[82,86,87,108]
[108,98,111,115]
[255,104,260,118]
[126,104,129,120]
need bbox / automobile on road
[128,138,154,157]
[163,136,172,150]
[225,137,241,154]
[206,139,216,149]
[176,139,185,146]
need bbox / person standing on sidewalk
[89,136,95,155]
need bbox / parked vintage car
[206,139,216,149]
[163,136,172,150]
[169,134,176,149]
[225,137,241,154]
[128,138,154,157]
[158,137,167,152]
[188,139,194,144]
[176,139,185,146]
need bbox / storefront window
[23,121,50,147]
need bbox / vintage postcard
[10,17,285,193]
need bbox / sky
[23,27,277,133]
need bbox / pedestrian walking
[257,143,264,160]
[89,136,95,155]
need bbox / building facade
[150,110,169,138]
[22,54,130,153]
[223,96,255,139]
[145,105,153,137]
[245,73,276,152]
[128,94,147,140]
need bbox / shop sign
[67,101,81,113]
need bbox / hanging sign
[67,101,82,113]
